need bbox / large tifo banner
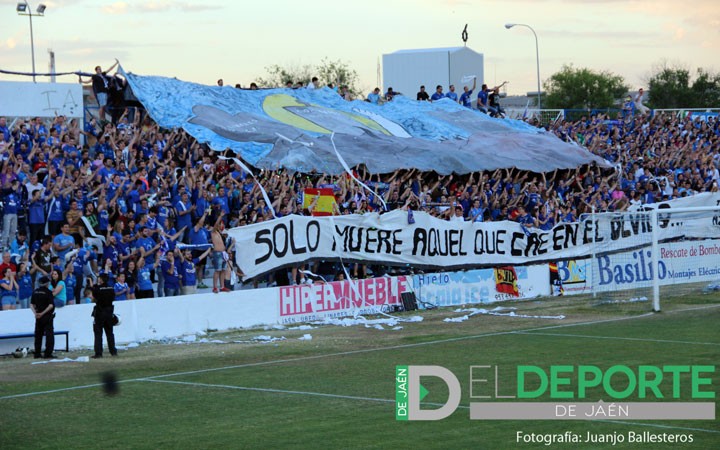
[226,194,720,280]
[123,69,607,175]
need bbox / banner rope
[330,132,387,211]
[217,156,278,219]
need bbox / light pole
[16,1,47,83]
[505,23,541,110]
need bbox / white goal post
[587,204,720,312]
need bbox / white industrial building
[382,46,484,99]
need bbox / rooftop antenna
[377,57,381,88]
[48,49,56,83]
[462,24,468,46]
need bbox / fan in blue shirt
[445,85,459,102]
[430,85,445,101]
[459,78,477,108]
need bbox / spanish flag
[303,188,336,216]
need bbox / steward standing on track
[91,273,117,358]
[30,277,56,358]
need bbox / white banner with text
[227,194,720,280]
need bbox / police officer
[30,277,56,359]
[92,273,117,358]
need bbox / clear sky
[1,0,718,96]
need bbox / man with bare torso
[210,215,229,293]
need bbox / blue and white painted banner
[412,265,549,308]
[593,239,720,292]
[123,70,607,175]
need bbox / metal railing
[505,107,720,124]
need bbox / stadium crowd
[0,72,718,309]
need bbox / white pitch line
[144,379,720,435]
[142,378,398,405]
[0,383,105,400]
[2,303,718,402]
[513,331,720,346]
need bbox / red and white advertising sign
[278,276,411,324]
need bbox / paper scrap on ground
[240,335,287,344]
[298,334,313,341]
[444,316,469,323]
[288,325,315,330]
[316,316,423,328]
[449,307,565,320]
[115,342,140,350]
[32,356,90,365]
[197,338,226,344]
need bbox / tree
[647,62,720,108]
[543,65,629,110]
[689,68,720,108]
[646,62,692,109]
[256,62,314,89]
[315,58,360,96]
[256,58,361,96]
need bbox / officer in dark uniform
[92,273,117,358]
[30,277,56,358]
